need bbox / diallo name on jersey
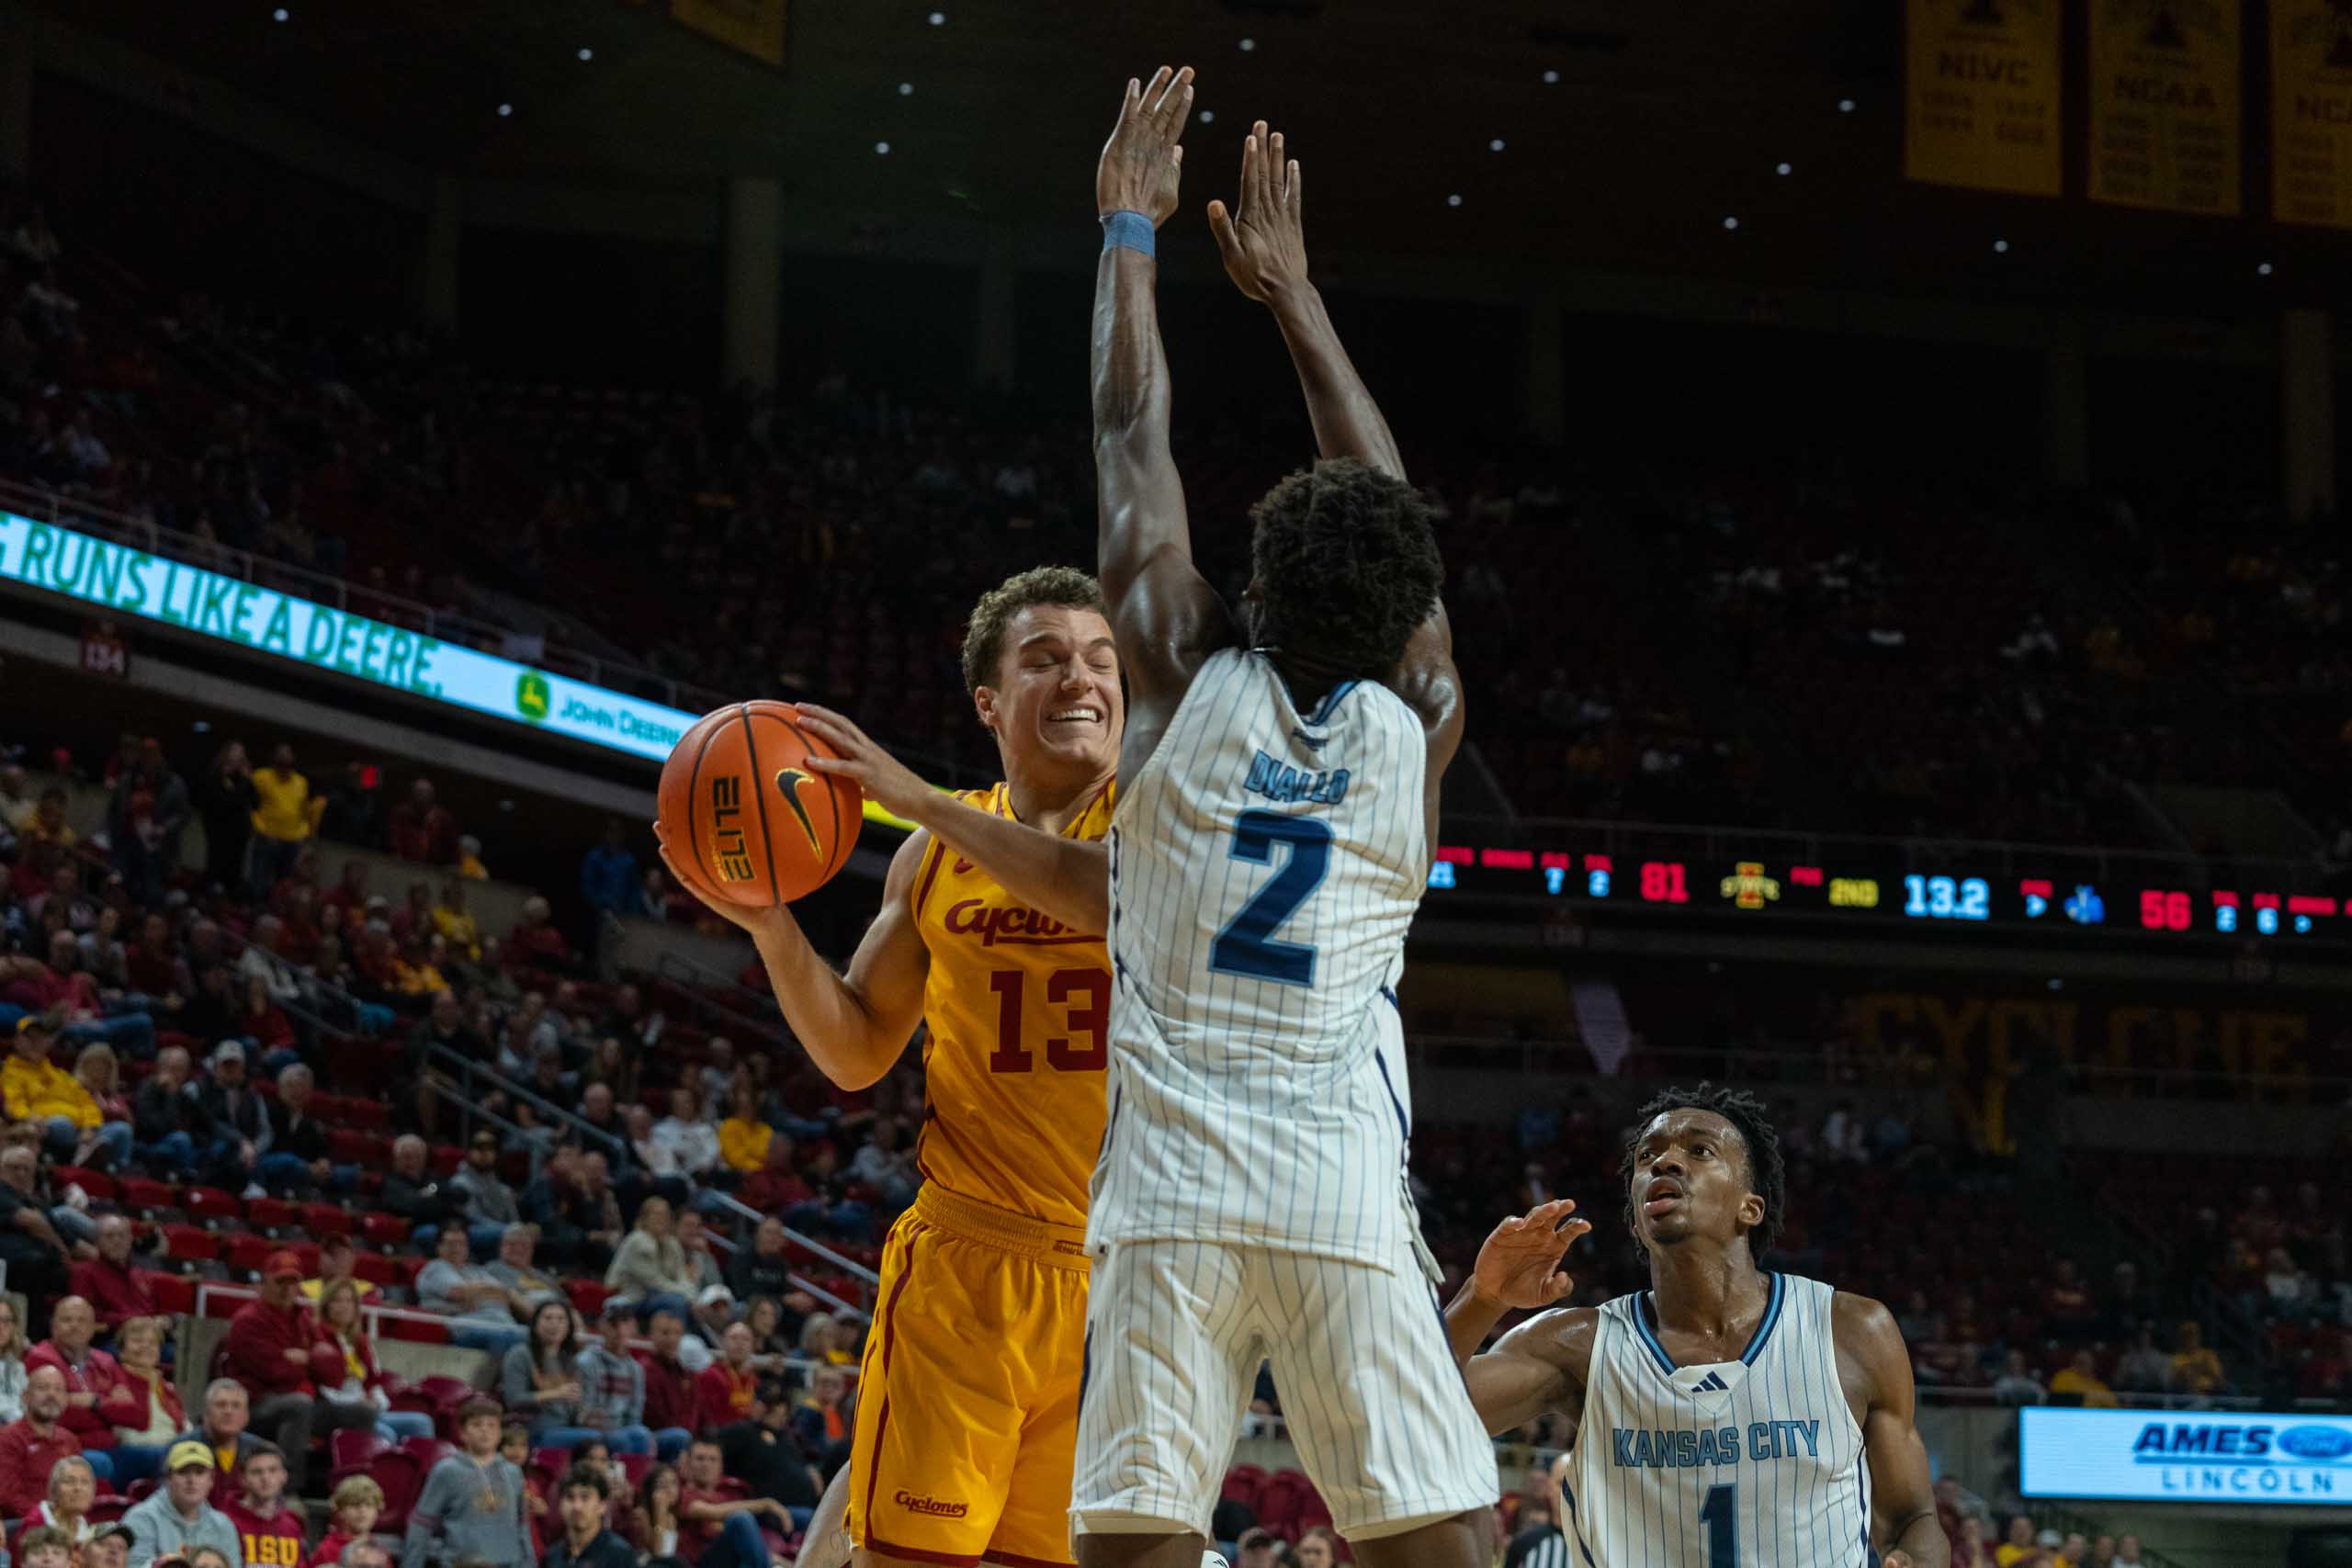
[1245,749,1351,808]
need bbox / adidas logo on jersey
[1693,1371,1730,1393]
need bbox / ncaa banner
[1905,0,2064,196]
[2088,0,2244,215]
[670,0,786,66]
[2022,1407,2352,1505]
[2272,1,2352,227]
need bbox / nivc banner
[2272,1,2352,228]
[1905,0,2065,196]
[2022,1406,2352,1505]
[0,513,696,764]
[2088,0,2244,216]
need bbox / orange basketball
[658,700,863,908]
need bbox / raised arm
[1442,1200,1596,1433]
[1093,66,1235,746]
[1208,123,1403,479]
[1838,1292,1947,1568]
[793,705,1108,935]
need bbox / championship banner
[2271,1,2352,228]
[2088,0,2243,215]
[670,0,786,66]
[1905,0,2064,195]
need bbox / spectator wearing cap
[711,1377,820,1529]
[684,1286,736,1371]
[576,1303,674,1460]
[72,1214,160,1334]
[450,1132,522,1257]
[85,1521,135,1568]
[123,1439,242,1568]
[401,1397,531,1568]
[248,742,321,901]
[220,1249,376,1492]
[5,1013,132,1168]
[27,1296,123,1466]
[189,1040,272,1191]
[221,1440,303,1568]
[0,1366,108,1516]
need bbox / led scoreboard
[1423,845,2345,941]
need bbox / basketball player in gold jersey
[660,566,1120,1568]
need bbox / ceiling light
[1198,109,1216,124]
[1775,162,1792,175]
[1489,138,1506,152]
[272,7,288,19]
[497,102,513,117]
[927,10,945,23]
[898,82,913,96]
[1838,97,1856,113]
[1239,37,1255,51]
[1994,239,2009,253]
[1723,216,1739,230]
[1543,69,1560,84]
[2258,262,2274,276]
[192,720,212,734]
[876,141,891,154]
[577,46,594,62]
[1447,193,1463,208]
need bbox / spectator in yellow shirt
[2048,1349,2118,1408]
[3,1013,130,1168]
[2170,1321,2226,1397]
[430,881,482,962]
[718,1086,773,1174]
[247,743,322,898]
[456,837,489,881]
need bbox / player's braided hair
[1617,1081,1785,1263]
[960,565,1109,694]
[1249,457,1442,678]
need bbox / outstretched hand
[1097,66,1193,228]
[1471,1199,1592,1310]
[650,819,787,938]
[1207,121,1306,303]
[792,703,933,826]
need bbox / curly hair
[959,565,1109,693]
[1616,1081,1785,1263]
[1249,458,1442,677]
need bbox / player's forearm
[1442,1279,1510,1373]
[744,917,905,1089]
[1266,281,1405,480]
[894,801,1110,935]
[1091,247,1169,441]
[1889,1509,1949,1568]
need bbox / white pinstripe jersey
[1564,1274,1871,1568]
[1090,648,1430,1268]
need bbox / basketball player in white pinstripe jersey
[1077,67,1492,1568]
[1445,1085,1946,1568]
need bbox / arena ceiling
[34,0,2352,308]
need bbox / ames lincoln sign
[0,513,695,763]
[2021,1407,2352,1505]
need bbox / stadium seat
[245,1197,300,1232]
[331,1430,390,1488]
[383,1314,450,1345]
[303,1201,352,1237]
[118,1177,175,1213]
[563,1279,611,1318]
[366,1451,425,1532]
[52,1166,114,1201]
[137,1269,196,1316]
[156,1224,218,1262]
[360,1213,412,1248]
[183,1187,243,1224]
[225,1234,277,1276]
[350,1251,401,1288]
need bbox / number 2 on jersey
[1208,810,1332,987]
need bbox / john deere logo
[515,671,551,722]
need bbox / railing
[0,476,729,714]
[188,1281,861,1383]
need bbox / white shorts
[1069,1235,1498,1546]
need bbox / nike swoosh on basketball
[773,768,825,861]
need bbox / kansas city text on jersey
[1612,1419,1824,1470]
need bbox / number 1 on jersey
[1208,810,1332,987]
[1699,1482,1736,1568]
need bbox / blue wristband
[1102,209,1155,259]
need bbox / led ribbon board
[2020,1406,2352,1506]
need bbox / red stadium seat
[304,1202,354,1238]
[183,1187,243,1224]
[350,1252,401,1288]
[383,1314,450,1346]
[331,1430,390,1488]
[137,1269,195,1316]
[52,1166,114,1201]
[225,1234,277,1276]
[245,1198,300,1232]
[359,1213,412,1248]
[563,1279,611,1318]
[366,1451,424,1532]
[118,1177,175,1213]
[156,1224,218,1262]
[402,1437,458,1472]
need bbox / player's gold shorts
[845,1182,1091,1568]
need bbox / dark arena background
[0,3,2348,1567]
